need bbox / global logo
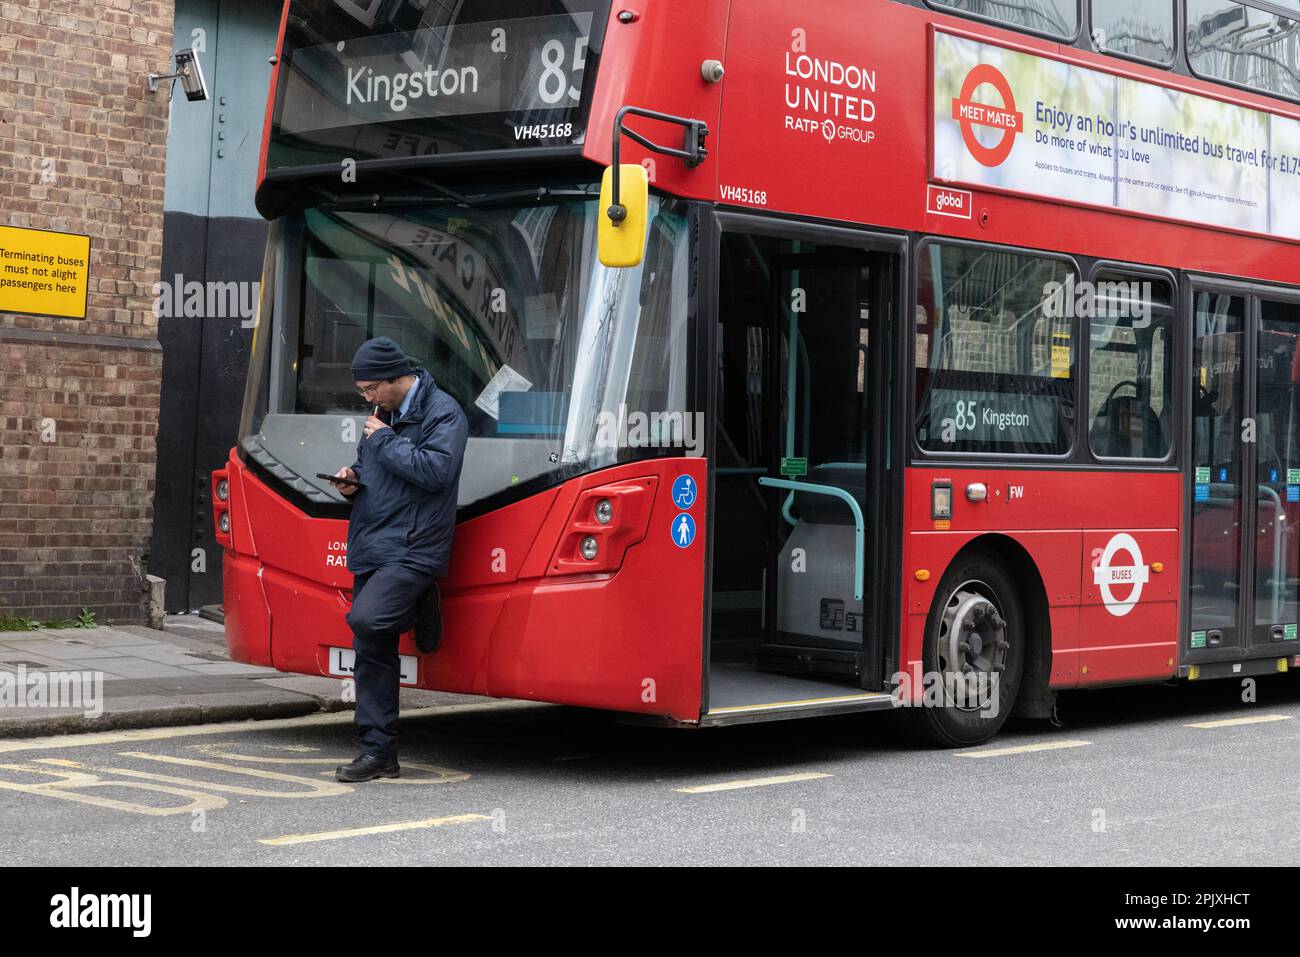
[1092,533,1149,617]
[951,63,1023,167]
[822,118,836,143]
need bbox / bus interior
[706,227,897,719]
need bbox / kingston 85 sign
[267,0,610,168]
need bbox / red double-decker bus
[212,0,1300,745]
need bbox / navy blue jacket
[346,369,468,576]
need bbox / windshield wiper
[322,192,460,211]
[466,186,600,207]
[320,184,599,212]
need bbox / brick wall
[0,0,175,624]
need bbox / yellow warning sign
[0,224,90,319]
[1051,344,1070,378]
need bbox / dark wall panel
[149,212,267,611]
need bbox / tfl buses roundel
[1092,533,1150,618]
[951,63,1023,167]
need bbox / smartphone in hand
[317,472,365,490]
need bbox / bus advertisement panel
[934,30,1299,239]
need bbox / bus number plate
[328,647,419,686]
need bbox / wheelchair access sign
[671,474,697,510]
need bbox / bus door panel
[483,458,706,722]
[1189,290,1300,661]
[767,249,873,662]
[1188,292,1247,656]
[1248,298,1300,653]
[1078,529,1179,685]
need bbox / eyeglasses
[356,383,381,398]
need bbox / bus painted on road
[212,0,1300,744]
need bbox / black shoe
[335,753,400,782]
[413,581,442,654]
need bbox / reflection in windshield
[238,192,691,508]
[928,0,1077,39]
[1188,0,1300,99]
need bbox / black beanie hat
[351,336,414,380]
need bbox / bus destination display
[926,389,1061,452]
[269,4,602,169]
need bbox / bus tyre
[912,552,1025,747]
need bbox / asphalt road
[3,674,1300,866]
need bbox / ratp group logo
[951,63,1022,167]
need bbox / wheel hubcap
[937,581,1008,712]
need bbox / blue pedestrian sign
[671,474,697,510]
[671,512,696,548]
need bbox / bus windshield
[238,190,693,510]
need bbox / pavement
[0,613,482,737]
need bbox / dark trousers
[345,562,435,760]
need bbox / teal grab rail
[782,488,798,527]
[780,460,865,526]
[779,318,812,526]
[757,476,865,601]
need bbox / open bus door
[702,213,904,724]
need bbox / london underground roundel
[951,64,1023,167]
[1093,533,1149,617]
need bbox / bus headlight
[580,536,598,560]
[595,499,612,524]
[217,511,230,534]
[215,478,229,501]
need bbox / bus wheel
[914,553,1025,747]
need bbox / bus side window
[914,241,1076,456]
[1187,0,1300,101]
[925,0,1078,40]
[1090,0,1176,66]
[1086,273,1174,460]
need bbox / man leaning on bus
[328,336,468,783]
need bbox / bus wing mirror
[599,164,649,268]
[599,106,708,268]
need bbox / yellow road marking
[675,771,831,793]
[0,713,360,755]
[184,745,471,784]
[190,743,355,765]
[59,752,353,799]
[259,813,491,846]
[956,739,1092,758]
[0,700,553,754]
[708,693,892,716]
[0,745,472,817]
[0,762,226,815]
[1185,714,1293,729]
